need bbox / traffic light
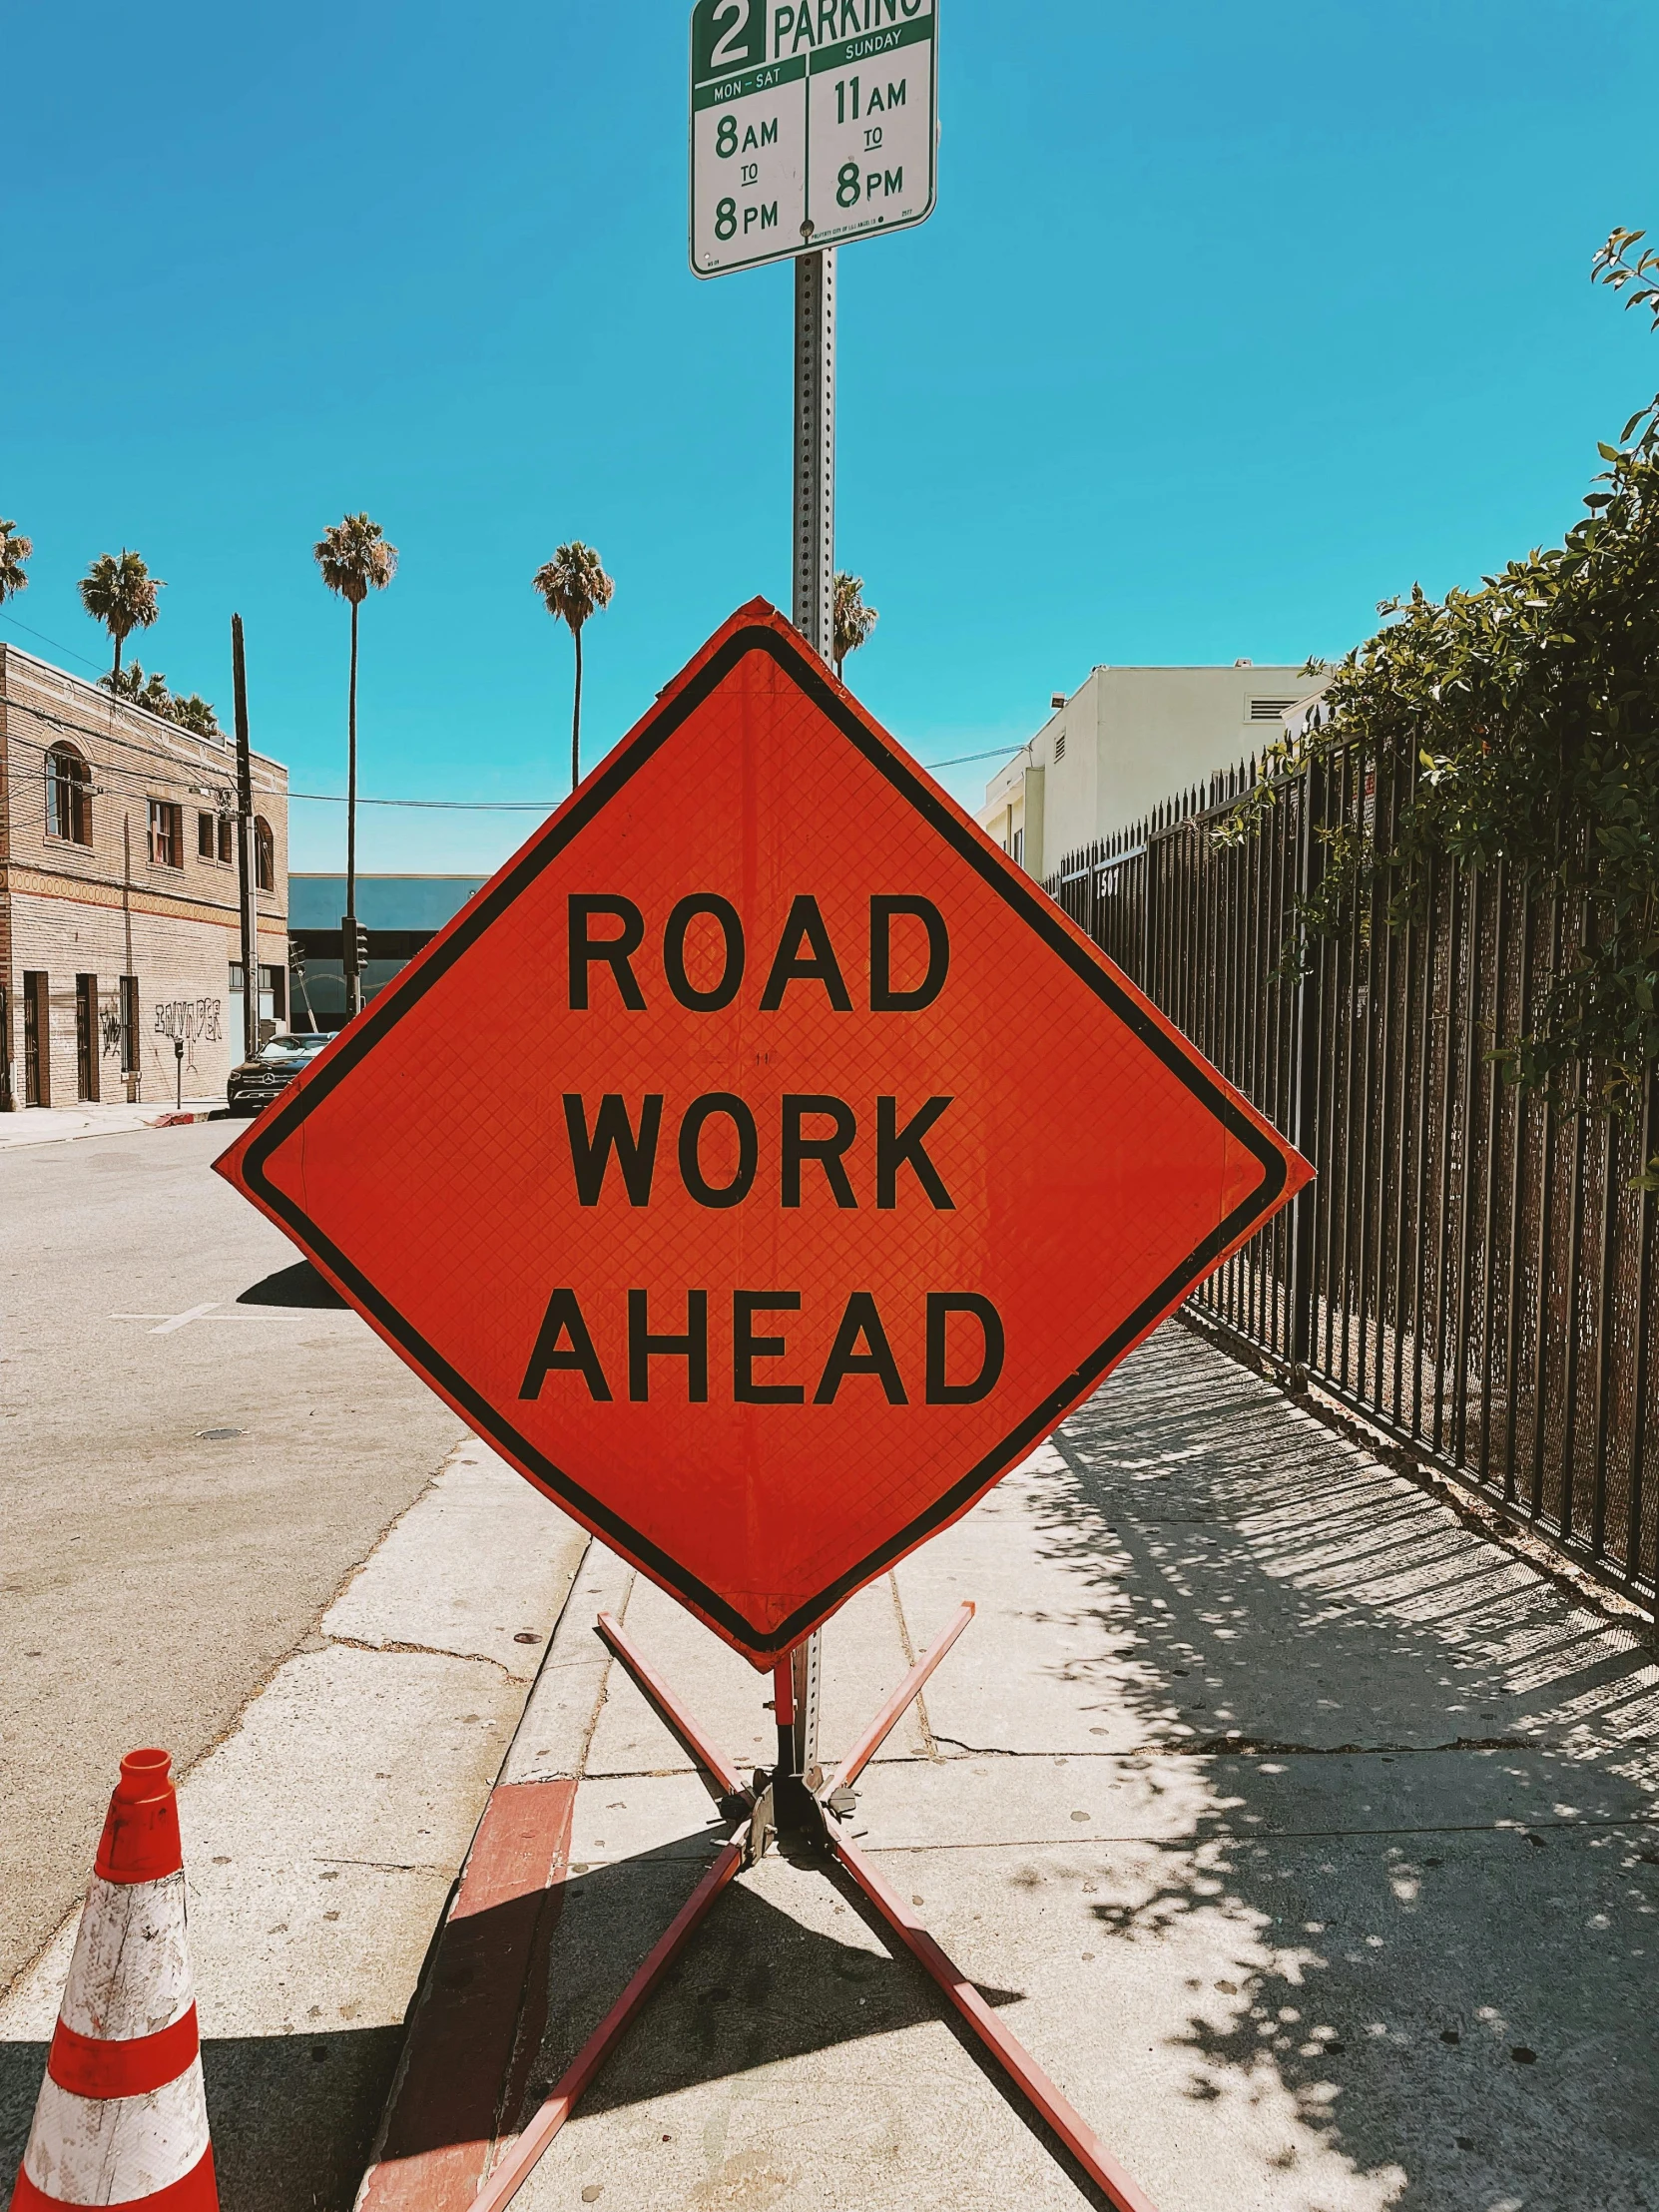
[341,915,370,977]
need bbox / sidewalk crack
[324,1632,522,1681]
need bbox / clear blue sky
[5,1,1656,871]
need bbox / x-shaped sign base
[466,1606,1159,2212]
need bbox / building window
[47,747,92,844]
[148,800,184,868]
[231,960,286,1036]
[197,811,233,863]
[1012,828,1023,867]
[255,816,275,892]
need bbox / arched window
[47,746,92,845]
[255,816,275,892]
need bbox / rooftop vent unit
[1050,693,1066,711]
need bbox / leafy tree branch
[1219,230,1659,1173]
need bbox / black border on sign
[241,620,1289,1656]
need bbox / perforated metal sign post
[217,601,1309,1667]
[690,0,937,277]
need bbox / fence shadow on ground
[1025,1321,1659,2211]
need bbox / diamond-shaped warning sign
[219,602,1309,1664]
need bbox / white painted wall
[980,665,1324,875]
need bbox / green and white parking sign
[690,0,936,277]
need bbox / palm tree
[0,518,32,606]
[532,542,615,793]
[79,550,164,676]
[832,571,878,684]
[98,662,222,736]
[100,662,175,717]
[168,691,222,738]
[314,513,397,1016]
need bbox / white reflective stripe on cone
[22,2056,211,2204]
[60,1875,193,2041]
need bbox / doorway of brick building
[75,974,100,1102]
[119,975,140,1103]
[23,971,49,1108]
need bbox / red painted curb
[357,1780,578,2212]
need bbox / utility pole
[232,615,259,1063]
[123,815,138,1101]
[792,249,835,663]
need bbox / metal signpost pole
[789,242,834,1779]
[792,247,834,663]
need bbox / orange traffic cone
[10,1750,218,2212]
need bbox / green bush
[1226,232,1659,1174]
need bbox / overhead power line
[5,672,1020,811]
[289,792,553,812]
[0,610,113,676]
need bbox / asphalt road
[0,1118,466,1995]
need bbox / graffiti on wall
[154,997,223,1076]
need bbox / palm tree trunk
[113,633,123,680]
[346,598,360,1017]
[571,624,584,795]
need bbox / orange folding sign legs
[217,601,1310,1665]
[463,1605,1161,2212]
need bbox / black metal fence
[1047,747,1658,1608]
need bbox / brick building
[0,645,288,1108]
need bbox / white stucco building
[979,663,1325,882]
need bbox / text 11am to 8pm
[690,0,936,277]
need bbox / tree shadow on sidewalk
[1021,1320,1659,2210]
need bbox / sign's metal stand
[465,1604,1160,2212]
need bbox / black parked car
[227,1030,334,1114]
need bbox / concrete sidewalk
[388,1321,1658,2212]
[0,1439,590,2212]
[0,1097,225,1146]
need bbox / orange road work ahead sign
[218,601,1311,1665]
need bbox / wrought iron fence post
[1289,759,1327,1383]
